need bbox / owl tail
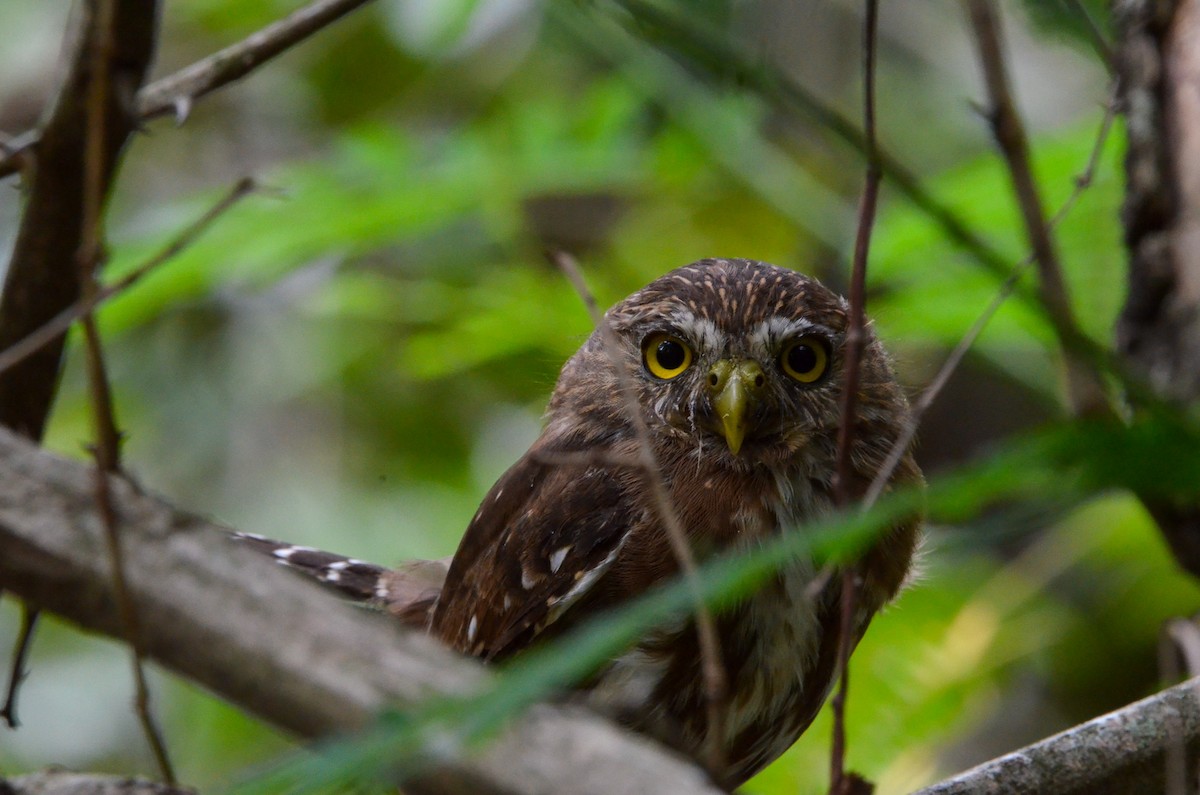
[231,532,449,630]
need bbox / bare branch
[0,604,38,728]
[0,772,194,795]
[829,1,882,791]
[0,0,376,180]
[0,427,720,795]
[965,0,1111,417]
[0,178,256,380]
[863,93,1118,509]
[1114,0,1200,580]
[911,677,1200,795]
[0,0,158,439]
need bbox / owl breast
[585,466,839,783]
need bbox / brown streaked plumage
[431,258,922,785]
[244,258,922,787]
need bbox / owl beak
[708,360,765,456]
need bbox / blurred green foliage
[0,1,1193,794]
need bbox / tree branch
[0,772,194,795]
[912,677,1200,795]
[1114,0,1200,580]
[0,0,376,181]
[0,427,720,795]
[965,0,1110,418]
[136,0,374,124]
[0,0,159,439]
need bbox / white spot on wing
[273,545,314,561]
[549,546,571,574]
[467,615,478,643]
[521,568,537,590]
[548,534,630,621]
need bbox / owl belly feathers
[582,464,850,784]
[428,258,922,787]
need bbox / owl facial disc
[708,359,766,455]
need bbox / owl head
[548,258,909,471]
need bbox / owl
[243,258,921,787]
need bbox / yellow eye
[780,336,829,383]
[642,333,693,380]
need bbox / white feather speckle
[549,546,571,574]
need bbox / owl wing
[431,442,638,660]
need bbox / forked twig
[0,177,257,379]
[548,250,730,777]
[863,90,1118,510]
[0,604,39,728]
[829,2,882,791]
[966,0,1110,418]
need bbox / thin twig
[548,250,730,777]
[78,1,174,780]
[966,0,1110,418]
[1,605,39,728]
[829,3,881,792]
[80,0,123,471]
[1063,0,1115,73]
[863,91,1117,509]
[0,0,375,179]
[0,177,257,379]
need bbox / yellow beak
[708,360,765,455]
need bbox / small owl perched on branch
[241,257,921,787]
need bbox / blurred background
[2,1,1197,793]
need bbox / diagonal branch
[0,0,377,180]
[965,0,1111,418]
[912,676,1200,795]
[0,427,720,795]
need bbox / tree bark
[912,677,1200,795]
[0,0,159,439]
[1115,0,1200,578]
[0,428,719,795]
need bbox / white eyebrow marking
[670,308,725,353]
[749,317,817,356]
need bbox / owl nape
[240,258,922,788]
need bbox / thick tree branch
[0,428,719,795]
[912,677,1200,795]
[1115,0,1200,579]
[0,772,194,795]
[0,0,158,439]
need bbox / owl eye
[779,336,829,383]
[642,333,693,380]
